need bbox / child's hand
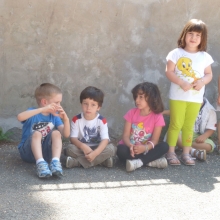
[129,143,135,157]
[85,151,97,162]
[56,105,69,121]
[133,144,145,155]
[195,135,206,143]
[81,144,93,155]
[192,79,204,91]
[42,103,60,116]
[180,81,192,91]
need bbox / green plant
[0,127,10,142]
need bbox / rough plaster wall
[0,0,220,139]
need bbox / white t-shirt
[70,113,109,147]
[166,48,214,103]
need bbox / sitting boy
[17,83,70,178]
[63,86,115,168]
[163,97,217,161]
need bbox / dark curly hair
[131,82,164,114]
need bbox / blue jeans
[19,131,53,163]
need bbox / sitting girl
[117,82,169,172]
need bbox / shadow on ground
[1,143,220,219]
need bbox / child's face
[185,31,201,52]
[135,92,149,111]
[81,98,100,120]
[44,93,62,106]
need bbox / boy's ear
[97,106,101,111]
[41,98,47,106]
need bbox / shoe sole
[179,158,195,166]
[38,173,52,178]
[52,171,63,176]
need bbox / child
[163,97,217,161]
[116,82,169,172]
[63,86,115,168]
[17,83,70,178]
[216,75,220,153]
[165,19,214,165]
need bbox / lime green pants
[167,100,201,147]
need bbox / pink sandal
[165,152,181,166]
[180,153,195,166]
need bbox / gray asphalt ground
[1,143,220,220]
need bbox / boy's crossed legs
[64,143,115,168]
[19,130,63,178]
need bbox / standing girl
[165,19,214,165]
[117,82,169,172]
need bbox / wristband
[200,78,204,84]
[147,141,154,149]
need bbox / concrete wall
[0,0,220,139]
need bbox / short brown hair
[131,82,164,114]
[35,83,62,105]
[177,19,207,51]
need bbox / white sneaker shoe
[147,157,168,169]
[126,159,143,172]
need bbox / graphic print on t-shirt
[176,57,202,83]
[32,122,54,138]
[80,125,101,144]
[130,122,151,145]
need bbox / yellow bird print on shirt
[176,57,199,82]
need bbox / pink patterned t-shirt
[119,108,165,145]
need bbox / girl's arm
[166,60,184,85]
[162,110,170,115]
[192,65,213,91]
[150,126,163,146]
[122,120,134,157]
[166,60,192,91]
[122,121,132,147]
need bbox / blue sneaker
[36,161,52,178]
[50,160,63,176]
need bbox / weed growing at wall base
[0,127,11,142]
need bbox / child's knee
[51,130,61,139]
[105,143,116,156]
[32,131,42,139]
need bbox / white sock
[52,157,60,162]
[36,158,44,165]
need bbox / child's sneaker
[37,161,52,178]
[147,157,168,169]
[101,157,113,167]
[49,160,63,176]
[126,159,143,172]
[66,156,80,168]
